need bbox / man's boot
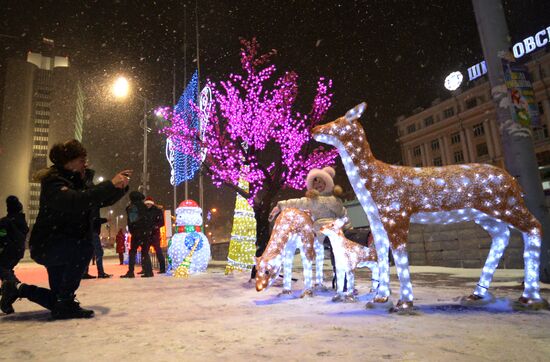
[0,280,19,314]
[51,295,94,320]
[120,271,135,278]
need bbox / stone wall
[208,223,525,268]
[211,241,230,261]
[407,222,524,269]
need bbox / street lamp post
[112,76,150,196]
[142,97,148,196]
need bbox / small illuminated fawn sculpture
[256,208,325,297]
[320,218,379,302]
[312,102,545,311]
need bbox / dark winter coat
[85,169,109,235]
[0,212,29,266]
[92,214,108,235]
[29,165,127,265]
[4,212,29,256]
[126,191,152,242]
[148,205,164,243]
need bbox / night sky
[1,0,549,234]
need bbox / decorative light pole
[112,76,150,195]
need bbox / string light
[225,177,257,274]
[167,200,211,275]
[160,38,338,203]
[312,102,545,311]
[320,218,379,302]
[255,208,323,297]
[162,71,201,185]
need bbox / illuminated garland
[225,177,256,274]
[160,38,338,204]
[165,70,200,185]
[167,200,211,276]
[320,218,379,302]
[174,234,201,278]
[255,208,322,297]
[198,85,212,163]
[312,102,546,312]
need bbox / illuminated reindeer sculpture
[312,102,545,312]
[320,218,379,302]
[255,208,325,297]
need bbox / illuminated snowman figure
[167,200,211,275]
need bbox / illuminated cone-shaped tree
[225,176,257,274]
[160,38,337,266]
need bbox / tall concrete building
[395,49,550,181]
[0,51,85,225]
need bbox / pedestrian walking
[0,139,130,318]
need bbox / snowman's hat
[177,200,200,210]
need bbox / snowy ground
[1,257,550,362]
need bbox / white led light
[312,103,544,310]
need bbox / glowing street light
[111,75,150,196]
[116,214,123,231]
[112,76,130,98]
[444,71,464,91]
[97,176,104,182]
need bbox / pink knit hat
[306,167,335,194]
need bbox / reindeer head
[255,256,282,292]
[312,102,367,147]
[319,217,348,239]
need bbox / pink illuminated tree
[161,38,337,259]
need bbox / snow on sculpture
[312,102,547,312]
[255,208,324,297]
[167,200,211,276]
[319,217,379,303]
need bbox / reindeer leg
[281,237,295,295]
[331,267,347,302]
[389,246,415,313]
[519,230,548,304]
[466,219,510,301]
[372,234,391,301]
[368,261,380,294]
[343,271,357,303]
[313,237,326,289]
[300,245,314,298]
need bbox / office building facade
[395,50,550,177]
[0,51,85,225]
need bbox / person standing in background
[115,228,126,265]
[0,196,29,290]
[145,196,166,274]
[121,191,153,278]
